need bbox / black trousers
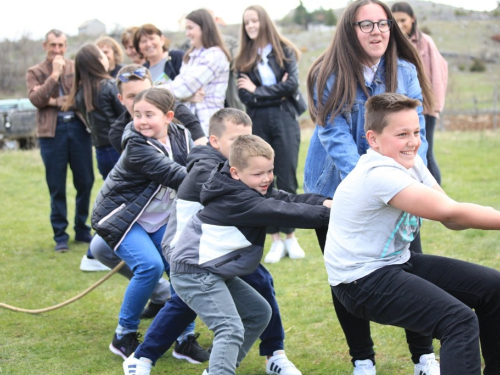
[333,252,500,374]
[250,106,300,234]
[315,228,432,365]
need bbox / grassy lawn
[1,130,500,374]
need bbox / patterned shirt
[162,46,229,135]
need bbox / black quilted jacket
[91,122,191,250]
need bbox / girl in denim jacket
[303,1,437,374]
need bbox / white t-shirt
[324,149,437,286]
[136,137,176,233]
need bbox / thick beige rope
[0,261,125,314]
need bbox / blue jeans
[95,145,121,180]
[240,264,284,356]
[135,264,282,363]
[134,287,198,364]
[39,117,94,243]
[332,252,500,374]
[171,271,271,375]
[90,234,171,303]
[115,223,169,334]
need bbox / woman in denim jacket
[303,1,437,374]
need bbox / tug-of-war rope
[0,261,125,314]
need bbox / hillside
[1,0,499,123]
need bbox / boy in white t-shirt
[324,92,500,375]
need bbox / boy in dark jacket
[125,110,315,375]
[168,134,331,375]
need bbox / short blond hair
[229,135,274,170]
[208,108,252,138]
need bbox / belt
[58,114,75,122]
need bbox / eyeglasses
[353,19,392,33]
[117,68,147,83]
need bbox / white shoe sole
[80,255,111,272]
[172,350,203,364]
[109,343,128,360]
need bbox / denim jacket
[303,57,428,198]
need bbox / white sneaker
[353,359,376,375]
[266,351,302,375]
[123,354,152,375]
[264,241,286,264]
[414,353,440,375]
[284,237,305,259]
[202,370,208,375]
[79,255,111,272]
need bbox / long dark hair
[391,2,419,38]
[183,9,231,63]
[63,43,111,112]
[234,5,300,72]
[307,0,434,125]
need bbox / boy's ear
[229,166,240,180]
[209,134,220,150]
[117,93,124,105]
[366,129,379,149]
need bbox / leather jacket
[75,79,125,147]
[237,46,302,118]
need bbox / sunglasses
[117,68,147,83]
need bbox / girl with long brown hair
[303,1,438,374]
[162,9,231,135]
[235,5,308,265]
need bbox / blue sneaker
[75,232,93,243]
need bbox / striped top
[162,46,229,135]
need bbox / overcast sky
[1,0,498,41]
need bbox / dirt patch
[300,114,500,131]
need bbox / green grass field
[1,131,500,374]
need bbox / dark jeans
[240,264,285,356]
[315,227,432,365]
[332,252,500,375]
[425,115,441,185]
[95,144,121,180]
[39,117,94,243]
[250,106,300,234]
[135,264,286,363]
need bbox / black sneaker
[172,333,210,364]
[54,241,69,252]
[109,332,142,360]
[140,301,165,319]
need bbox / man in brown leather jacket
[26,29,94,252]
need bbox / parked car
[0,98,37,149]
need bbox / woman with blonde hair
[120,27,145,64]
[95,36,125,78]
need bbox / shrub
[469,58,486,72]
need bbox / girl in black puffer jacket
[91,88,202,361]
